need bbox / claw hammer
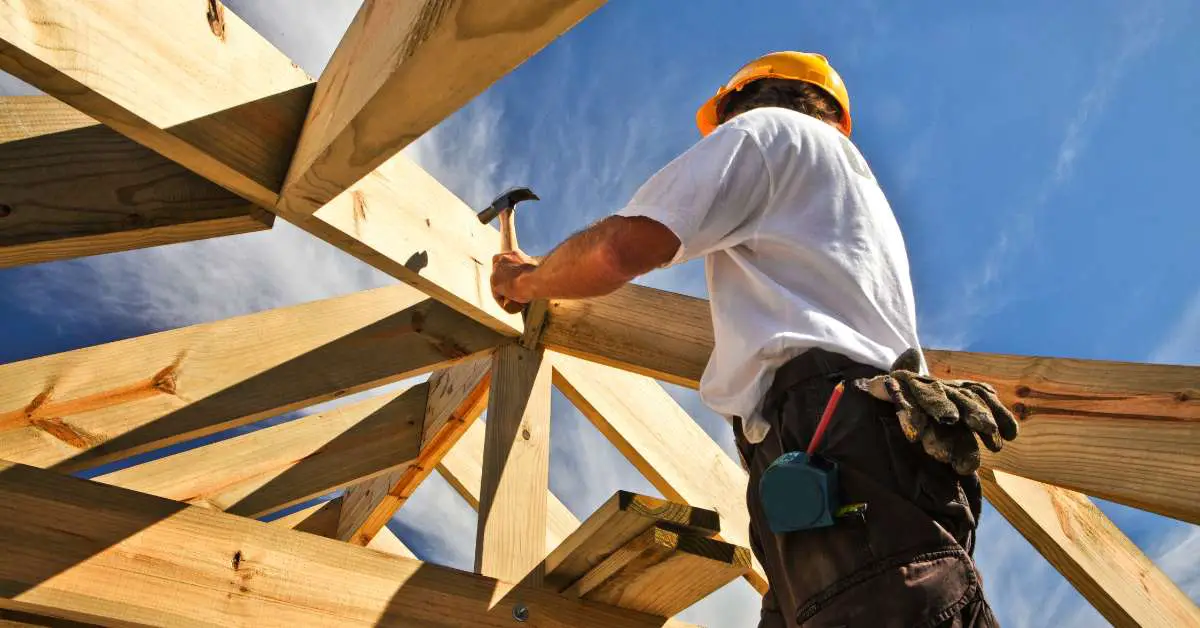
[476,187,548,348]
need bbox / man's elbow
[606,217,680,278]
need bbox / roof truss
[0,1,1195,625]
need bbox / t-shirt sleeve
[615,124,770,265]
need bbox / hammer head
[477,186,539,224]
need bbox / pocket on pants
[798,549,980,628]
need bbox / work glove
[853,349,1019,475]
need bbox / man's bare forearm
[518,216,679,300]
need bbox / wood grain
[0,0,313,207]
[571,526,751,617]
[438,418,580,549]
[980,469,1200,627]
[335,356,493,546]
[541,491,721,593]
[0,284,501,472]
[0,95,94,142]
[281,0,605,217]
[95,386,425,518]
[270,498,417,560]
[928,350,1200,523]
[305,153,524,334]
[543,284,712,388]
[477,343,552,585]
[551,352,767,592]
[0,460,693,627]
[0,96,271,268]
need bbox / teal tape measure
[760,381,854,534]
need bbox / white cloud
[1152,524,1200,600]
[922,1,1173,348]
[1149,288,1200,366]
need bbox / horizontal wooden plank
[95,386,425,518]
[543,284,711,388]
[544,284,1200,522]
[0,1,313,207]
[571,525,750,617]
[0,96,271,268]
[281,0,605,217]
[542,491,721,593]
[0,460,693,627]
[981,469,1200,627]
[551,352,767,593]
[929,350,1200,523]
[0,284,502,472]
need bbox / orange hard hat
[696,51,852,137]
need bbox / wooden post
[476,343,552,585]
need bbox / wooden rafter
[0,0,313,208]
[336,356,493,546]
[981,469,1200,627]
[0,96,271,268]
[280,0,606,218]
[0,460,692,627]
[93,385,425,518]
[0,284,501,472]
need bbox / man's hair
[718,78,843,127]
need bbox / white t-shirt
[616,107,923,444]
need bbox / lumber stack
[542,491,752,617]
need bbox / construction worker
[491,52,1015,627]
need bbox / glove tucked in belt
[854,348,1019,475]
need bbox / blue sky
[1,1,1197,626]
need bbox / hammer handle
[498,209,518,253]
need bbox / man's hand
[491,250,539,314]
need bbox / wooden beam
[303,153,523,333]
[477,344,552,585]
[0,1,313,207]
[0,96,272,268]
[280,0,605,217]
[567,525,750,617]
[271,498,417,560]
[544,284,711,388]
[336,357,492,546]
[94,385,426,518]
[0,460,693,627]
[0,1,527,333]
[0,284,502,472]
[0,95,94,141]
[544,285,1200,522]
[929,350,1200,524]
[438,418,580,549]
[542,491,721,593]
[980,469,1200,627]
[551,352,768,593]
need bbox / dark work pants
[734,349,998,628]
